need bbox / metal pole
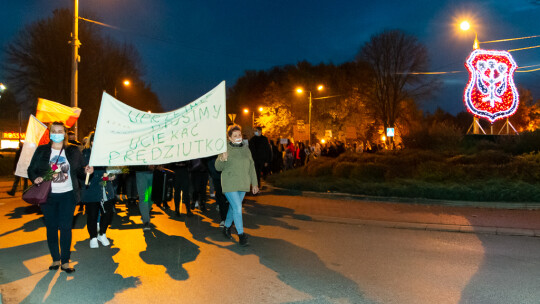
[308,91,312,145]
[71,0,80,139]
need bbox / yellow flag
[36,98,81,127]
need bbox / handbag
[22,146,64,205]
[22,181,52,205]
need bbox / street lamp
[0,83,6,93]
[296,85,324,145]
[460,20,482,134]
[460,20,479,50]
[243,107,263,128]
[115,79,131,98]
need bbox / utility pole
[71,0,80,139]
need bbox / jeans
[136,171,154,224]
[224,191,246,235]
[40,191,77,264]
[85,200,115,238]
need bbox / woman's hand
[252,186,259,194]
[34,177,44,184]
[85,166,94,174]
[219,152,228,162]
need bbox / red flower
[51,164,58,171]
[102,176,109,181]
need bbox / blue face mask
[50,133,65,143]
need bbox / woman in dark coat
[28,122,89,273]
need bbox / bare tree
[357,29,437,147]
[3,8,162,136]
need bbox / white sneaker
[219,221,225,227]
[194,201,200,208]
[90,237,99,248]
[97,234,110,246]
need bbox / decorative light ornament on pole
[464,49,519,134]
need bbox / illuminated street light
[460,19,481,134]
[115,79,132,97]
[0,83,6,92]
[460,19,479,49]
[243,107,262,127]
[296,85,325,145]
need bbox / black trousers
[173,167,191,212]
[191,171,208,207]
[211,176,228,221]
[9,176,28,193]
[85,200,115,238]
[254,161,265,186]
[40,191,77,264]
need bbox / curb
[268,212,540,237]
[265,185,540,210]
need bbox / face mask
[254,131,260,136]
[50,134,65,143]
[233,138,243,144]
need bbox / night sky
[1,0,540,114]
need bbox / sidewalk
[250,186,540,237]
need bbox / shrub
[350,163,388,182]
[304,157,336,177]
[332,161,355,178]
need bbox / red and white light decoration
[464,49,519,122]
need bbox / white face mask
[254,131,260,136]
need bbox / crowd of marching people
[21,122,263,273]
[17,120,388,273]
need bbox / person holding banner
[81,132,116,248]
[215,125,258,246]
[27,121,89,273]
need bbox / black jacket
[80,148,116,203]
[27,143,85,201]
[249,135,273,163]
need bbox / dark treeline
[3,8,163,136]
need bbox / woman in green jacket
[215,125,258,246]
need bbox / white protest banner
[15,115,48,178]
[89,81,227,166]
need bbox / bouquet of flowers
[46,163,62,181]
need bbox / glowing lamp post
[296,85,324,145]
[243,107,262,128]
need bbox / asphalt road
[1,185,540,303]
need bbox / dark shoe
[143,222,151,231]
[49,263,60,270]
[6,191,15,196]
[238,234,249,246]
[61,266,76,273]
[222,226,232,239]
[200,205,207,212]
[174,210,181,217]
